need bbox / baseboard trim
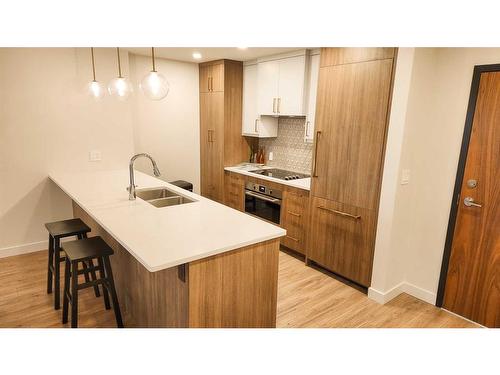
[368,282,436,305]
[0,240,47,259]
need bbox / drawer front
[308,196,376,286]
[280,189,309,255]
[224,172,244,211]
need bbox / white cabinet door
[257,60,279,116]
[242,64,278,138]
[305,53,320,142]
[242,64,259,136]
[277,55,306,116]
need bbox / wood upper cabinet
[311,58,394,210]
[200,62,224,93]
[199,60,248,203]
[280,188,309,255]
[320,47,395,67]
[308,197,376,287]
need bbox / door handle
[277,97,281,113]
[464,197,482,208]
[305,121,310,137]
[287,211,301,217]
[254,119,259,133]
[273,98,277,113]
[211,77,214,91]
[208,130,211,142]
[318,206,361,220]
[312,131,321,177]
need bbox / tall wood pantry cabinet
[199,60,248,202]
[307,48,396,287]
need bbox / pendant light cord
[116,47,123,78]
[151,47,156,72]
[90,47,97,81]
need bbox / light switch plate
[89,150,102,162]
[401,169,410,185]
[269,151,274,161]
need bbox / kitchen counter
[224,164,311,190]
[49,169,285,272]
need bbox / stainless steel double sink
[135,187,195,208]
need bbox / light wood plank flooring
[0,249,478,328]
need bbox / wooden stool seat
[62,236,123,328]
[45,218,98,310]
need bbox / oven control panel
[245,182,282,200]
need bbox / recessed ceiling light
[192,52,202,59]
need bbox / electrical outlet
[401,169,410,185]
[269,151,274,161]
[89,150,102,162]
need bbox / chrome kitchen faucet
[128,153,161,200]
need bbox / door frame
[436,63,500,307]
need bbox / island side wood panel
[189,238,280,328]
[73,201,189,327]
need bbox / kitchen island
[49,170,285,327]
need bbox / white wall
[0,48,135,255]
[370,48,500,304]
[128,53,200,192]
[0,48,201,257]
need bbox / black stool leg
[70,261,79,328]
[103,256,123,328]
[62,258,70,324]
[97,257,110,310]
[53,237,61,310]
[47,235,54,294]
[87,260,101,298]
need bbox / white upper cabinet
[256,51,307,116]
[304,51,320,142]
[256,60,280,116]
[242,62,278,138]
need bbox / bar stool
[61,236,123,328]
[45,218,100,310]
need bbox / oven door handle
[245,190,282,205]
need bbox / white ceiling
[125,47,304,63]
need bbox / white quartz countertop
[224,165,311,191]
[49,169,285,272]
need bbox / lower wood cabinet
[280,188,309,255]
[223,172,245,211]
[307,196,376,287]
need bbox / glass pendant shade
[108,77,133,100]
[140,71,170,100]
[88,80,104,100]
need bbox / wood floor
[0,249,478,328]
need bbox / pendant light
[140,47,170,100]
[87,48,104,100]
[108,47,133,100]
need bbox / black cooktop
[249,168,310,181]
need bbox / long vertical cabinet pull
[272,98,276,113]
[312,131,321,177]
[254,119,259,133]
[277,98,281,114]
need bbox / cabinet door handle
[208,130,211,142]
[318,206,361,220]
[312,131,321,177]
[272,98,276,113]
[211,130,215,143]
[305,121,310,137]
[254,119,259,133]
[211,77,214,91]
[287,211,301,217]
[286,235,300,242]
[277,97,281,113]
[208,77,211,91]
